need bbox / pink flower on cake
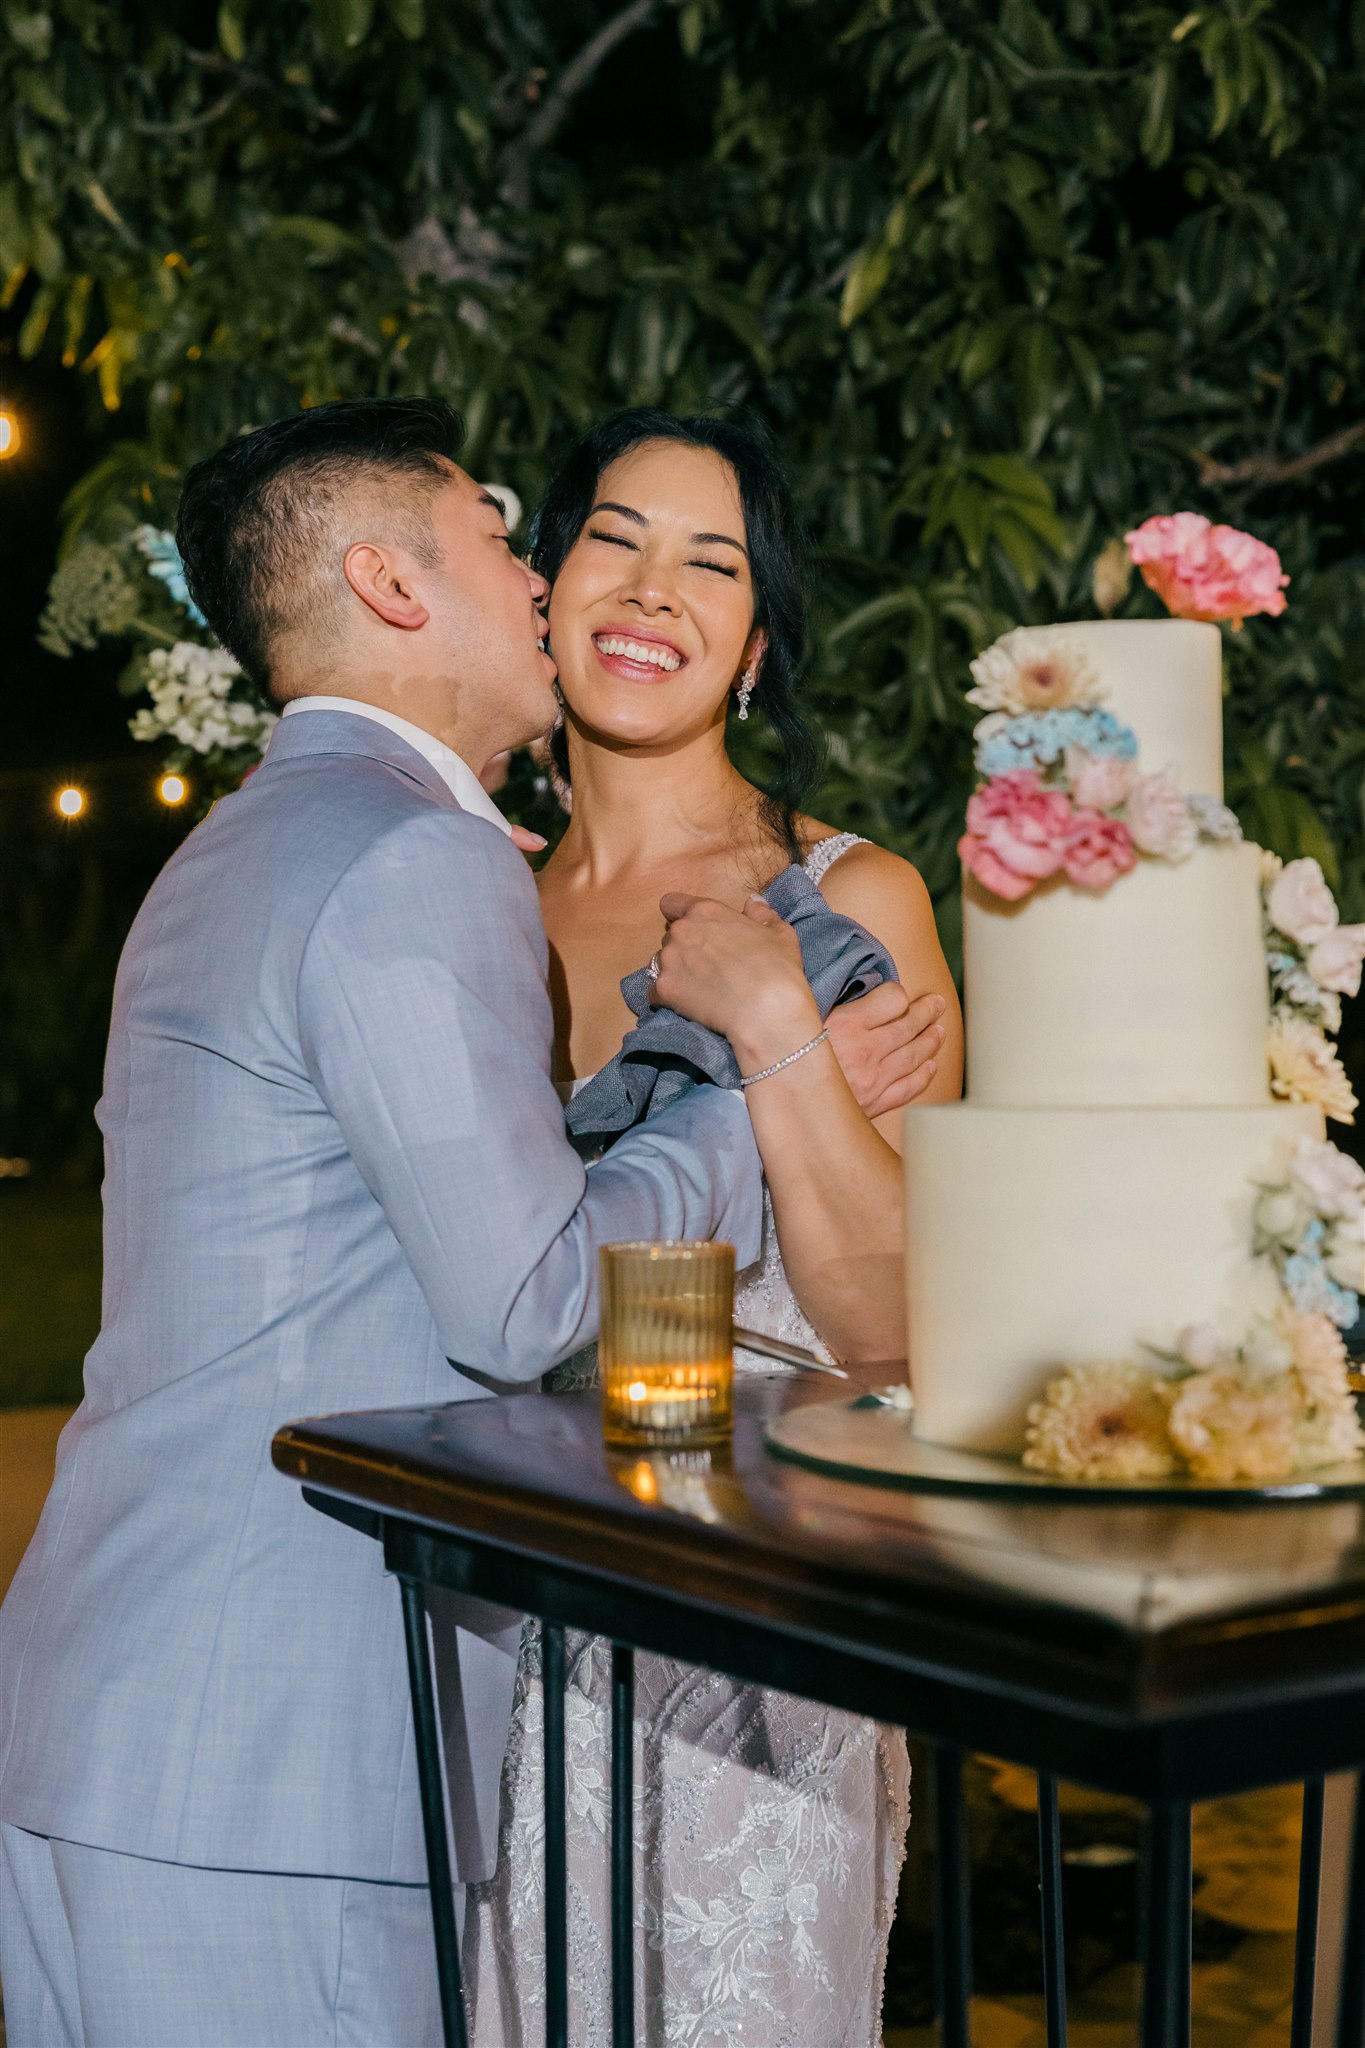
[1125,512,1289,629]
[1267,1014,1358,1124]
[1060,810,1136,892]
[1125,770,1199,861]
[1063,747,1136,812]
[1266,856,1338,946]
[967,627,1103,715]
[958,770,1074,901]
[1287,1136,1365,1222]
[1307,924,1365,998]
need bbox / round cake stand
[764,1393,1365,1504]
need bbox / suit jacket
[0,711,761,1882]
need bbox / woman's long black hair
[529,408,826,862]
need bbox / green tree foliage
[5,0,1365,960]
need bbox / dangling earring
[736,665,755,721]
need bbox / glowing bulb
[55,785,86,818]
[158,773,188,806]
[0,410,17,459]
[627,1381,649,1403]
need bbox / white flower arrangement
[128,641,278,757]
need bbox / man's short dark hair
[176,397,465,693]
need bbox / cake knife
[732,1325,850,1381]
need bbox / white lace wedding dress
[463,835,911,2048]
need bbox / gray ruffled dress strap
[563,861,897,1153]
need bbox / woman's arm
[650,854,961,1362]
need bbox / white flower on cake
[1266,1013,1358,1124]
[1186,793,1243,841]
[1266,856,1339,947]
[1023,1361,1176,1479]
[1252,1184,1314,1248]
[1288,1136,1365,1221]
[966,628,1103,716]
[1174,1322,1234,1370]
[1125,770,1199,861]
[1324,1215,1364,1293]
[1306,924,1365,999]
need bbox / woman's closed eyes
[586,525,740,578]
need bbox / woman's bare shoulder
[796,823,934,920]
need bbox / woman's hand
[649,893,820,1075]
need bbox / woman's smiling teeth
[593,633,684,672]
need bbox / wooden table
[273,1370,1365,2048]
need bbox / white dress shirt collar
[281,696,512,839]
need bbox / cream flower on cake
[1163,1369,1303,1482]
[1023,1362,1176,1479]
[1282,1312,1365,1468]
[1267,1014,1358,1124]
[966,628,1103,716]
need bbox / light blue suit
[0,710,760,2043]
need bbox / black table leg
[611,1643,636,2048]
[1141,1802,1191,2048]
[543,1622,568,2048]
[1291,1776,1325,2048]
[398,1576,469,2048]
[1337,1770,1365,2048]
[1037,1772,1067,2048]
[932,1743,973,2048]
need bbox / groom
[0,398,927,2047]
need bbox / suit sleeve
[296,808,762,1382]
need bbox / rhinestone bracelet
[737,1027,830,1090]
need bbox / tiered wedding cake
[903,612,1360,1465]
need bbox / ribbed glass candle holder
[599,1241,735,1449]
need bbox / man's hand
[826,983,946,1120]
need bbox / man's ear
[342,542,430,631]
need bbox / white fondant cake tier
[963,838,1270,1107]
[902,1100,1324,1454]
[1039,618,1225,795]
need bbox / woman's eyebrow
[690,530,748,557]
[589,500,648,526]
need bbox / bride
[464,410,962,2046]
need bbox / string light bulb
[158,772,188,806]
[0,408,17,459]
[55,785,86,818]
